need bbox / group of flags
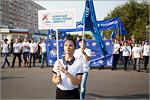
[47,0,127,56]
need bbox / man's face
[79,41,85,48]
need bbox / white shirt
[53,59,83,90]
[143,45,150,56]
[29,43,37,53]
[132,47,142,58]
[113,43,120,54]
[122,45,131,56]
[13,43,22,53]
[74,48,92,72]
[22,42,29,52]
[2,43,9,53]
[39,43,46,53]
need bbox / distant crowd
[0,36,149,73]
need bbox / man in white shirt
[132,41,143,72]
[11,39,22,68]
[74,39,91,100]
[142,40,150,72]
[112,39,120,70]
[121,40,131,71]
[39,39,48,68]
[28,38,37,68]
[22,38,29,67]
[1,38,10,68]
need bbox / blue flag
[59,32,67,39]
[100,30,104,38]
[119,21,127,35]
[82,0,107,56]
[110,28,116,38]
[47,29,51,39]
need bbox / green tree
[104,0,149,41]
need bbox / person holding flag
[52,38,83,99]
[74,39,91,99]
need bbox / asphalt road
[0,56,149,99]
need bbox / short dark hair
[65,38,76,48]
[79,39,85,43]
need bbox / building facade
[1,0,45,29]
[0,0,2,26]
[0,0,46,43]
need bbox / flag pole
[56,29,59,61]
[56,29,61,84]
[82,23,85,48]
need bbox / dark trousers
[144,56,149,70]
[41,52,48,67]
[29,53,36,67]
[23,52,29,64]
[56,88,80,99]
[38,50,41,62]
[112,54,119,69]
[12,53,21,67]
[123,56,129,70]
[2,53,10,68]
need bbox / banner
[48,17,120,33]
[97,16,119,30]
[38,9,76,29]
[46,39,113,67]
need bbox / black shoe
[137,70,140,72]
[11,66,14,68]
[41,66,43,68]
[112,68,114,71]
[1,66,4,69]
[28,66,31,68]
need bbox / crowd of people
[1,37,48,68]
[112,39,149,73]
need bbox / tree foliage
[104,0,149,41]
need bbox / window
[2,35,7,40]
[12,35,18,40]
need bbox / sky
[34,0,128,22]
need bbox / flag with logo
[82,0,107,56]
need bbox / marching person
[121,41,131,71]
[37,38,42,63]
[74,39,91,100]
[132,41,143,72]
[52,38,83,99]
[10,39,14,55]
[22,38,30,67]
[11,39,22,68]
[40,39,48,68]
[1,38,10,69]
[112,39,120,70]
[142,40,150,72]
[28,38,37,68]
